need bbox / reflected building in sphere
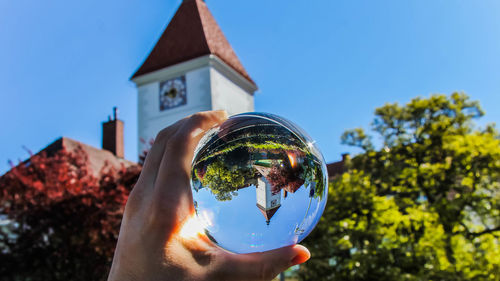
[253,164,304,225]
[256,175,281,225]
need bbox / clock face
[159,76,187,111]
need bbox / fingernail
[214,110,228,119]
[191,127,205,138]
[291,245,310,265]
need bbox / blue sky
[1,0,500,174]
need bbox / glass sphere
[191,112,328,254]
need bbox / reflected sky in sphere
[191,112,328,254]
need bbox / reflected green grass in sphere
[191,112,328,254]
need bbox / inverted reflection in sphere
[191,112,328,254]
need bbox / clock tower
[131,0,257,157]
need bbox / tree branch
[467,226,500,238]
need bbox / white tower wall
[256,177,281,210]
[134,55,257,159]
[136,65,213,155]
[210,67,254,116]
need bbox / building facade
[131,0,258,157]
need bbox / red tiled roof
[327,160,345,179]
[42,137,136,177]
[257,204,280,223]
[283,182,302,194]
[131,0,255,86]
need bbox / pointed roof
[131,0,255,86]
[257,204,280,225]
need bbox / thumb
[218,245,310,281]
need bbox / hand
[107,111,310,281]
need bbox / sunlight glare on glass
[179,215,204,239]
[287,152,297,168]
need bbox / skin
[107,111,310,281]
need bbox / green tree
[199,159,257,201]
[299,93,500,281]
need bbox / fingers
[123,118,186,220]
[164,111,228,175]
[137,119,184,189]
[215,245,310,281]
[151,111,228,226]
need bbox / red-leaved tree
[0,146,141,281]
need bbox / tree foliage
[0,147,141,281]
[199,159,258,201]
[299,93,500,280]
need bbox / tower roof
[257,204,280,224]
[131,0,255,86]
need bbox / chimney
[341,153,349,162]
[102,107,124,158]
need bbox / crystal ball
[191,112,328,254]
